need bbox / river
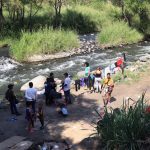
[0,35,150,96]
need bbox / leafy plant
[96,93,150,150]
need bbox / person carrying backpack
[5,84,21,115]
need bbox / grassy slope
[10,29,79,61]
[0,1,146,61]
[97,21,143,47]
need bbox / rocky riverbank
[27,34,150,63]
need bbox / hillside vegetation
[0,0,149,61]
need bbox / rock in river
[20,75,46,91]
[20,76,62,91]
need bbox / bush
[62,5,104,33]
[61,4,121,33]
[96,93,150,149]
[97,21,143,47]
[10,29,79,61]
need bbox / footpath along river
[0,34,150,96]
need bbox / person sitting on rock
[58,103,68,117]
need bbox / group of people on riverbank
[5,72,71,132]
[4,54,125,133]
[78,54,125,105]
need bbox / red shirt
[117,58,123,67]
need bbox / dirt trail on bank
[0,71,150,148]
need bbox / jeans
[10,101,18,114]
[64,90,71,104]
[84,76,94,90]
[75,79,80,91]
[94,77,102,92]
[26,101,36,113]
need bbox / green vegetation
[97,21,143,47]
[0,0,149,61]
[10,29,79,61]
[96,93,150,149]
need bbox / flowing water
[0,35,150,95]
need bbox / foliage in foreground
[10,29,79,61]
[97,21,143,47]
[96,93,150,150]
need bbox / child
[58,103,68,117]
[37,101,44,130]
[25,102,34,133]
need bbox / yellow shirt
[104,78,114,86]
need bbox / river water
[0,38,150,95]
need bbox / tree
[0,0,4,31]
[49,0,63,28]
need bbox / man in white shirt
[25,82,37,112]
[63,73,71,104]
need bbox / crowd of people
[4,54,125,133]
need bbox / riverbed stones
[139,54,150,62]
[27,34,98,62]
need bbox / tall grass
[96,93,150,149]
[97,21,143,47]
[10,29,79,61]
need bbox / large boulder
[20,76,62,92]
[20,75,46,91]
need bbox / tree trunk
[28,2,33,32]
[0,0,4,31]
[53,0,62,28]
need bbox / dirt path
[0,71,150,148]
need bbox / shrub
[62,5,111,33]
[10,29,79,61]
[97,21,143,47]
[96,93,150,149]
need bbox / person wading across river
[25,82,37,113]
[5,84,21,116]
